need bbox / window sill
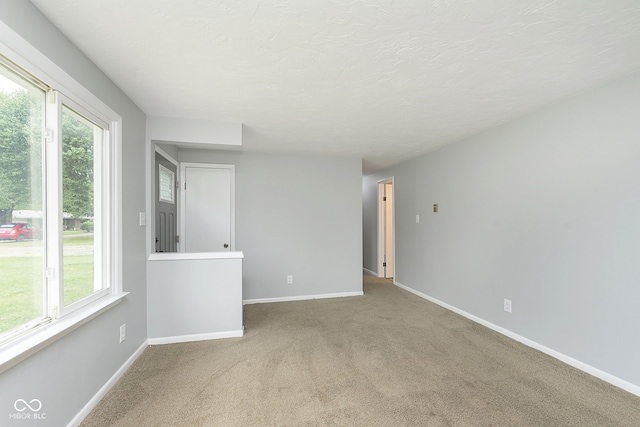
[0,292,129,374]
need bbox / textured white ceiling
[31,0,640,173]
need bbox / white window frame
[158,163,176,204]
[50,95,111,317]
[0,20,125,373]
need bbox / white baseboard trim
[244,291,364,305]
[147,330,243,345]
[363,268,377,276]
[394,280,640,397]
[69,340,148,427]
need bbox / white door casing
[180,163,235,252]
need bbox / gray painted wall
[178,150,363,300]
[363,71,640,390]
[362,176,380,273]
[156,143,179,161]
[148,257,243,339]
[0,2,147,426]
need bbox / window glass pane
[0,67,45,337]
[62,106,102,306]
[159,164,174,204]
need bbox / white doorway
[180,163,235,252]
[378,178,394,279]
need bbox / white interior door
[181,163,234,252]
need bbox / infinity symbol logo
[14,399,42,412]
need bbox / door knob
[224,243,229,248]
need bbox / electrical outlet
[119,324,126,343]
[416,214,420,223]
[287,275,293,284]
[504,299,512,313]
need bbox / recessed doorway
[377,178,394,279]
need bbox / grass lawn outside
[0,256,44,334]
[0,235,95,335]
[63,235,94,246]
[63,230,86,236]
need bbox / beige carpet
[81,275,640,426]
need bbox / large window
[0,61,45,338]
[0,54,121,348]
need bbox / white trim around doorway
[377,177,395,279]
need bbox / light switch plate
[139,212,146,226]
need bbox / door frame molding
[377,177,395,279]
[179,162,235,252]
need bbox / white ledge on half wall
[148,251,244,261]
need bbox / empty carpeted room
[1,1,640,426]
